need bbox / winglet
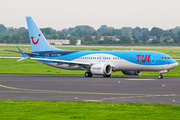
[16,46,28,62]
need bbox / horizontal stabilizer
[17,57,28,62]
[16,46,28,62]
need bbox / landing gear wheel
[103,74,111,77]
[85,72,93,77]
[158,75,163,79]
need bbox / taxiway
[0,74,179,104]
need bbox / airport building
[47,39,81,45]
[91,36,120,41]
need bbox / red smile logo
[31,34,40,45]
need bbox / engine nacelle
[91,63,112,75]
[122,71,142,75]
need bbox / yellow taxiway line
[0,84,145,96]
[1,84,179,101]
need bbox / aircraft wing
[3,49,40,56]
[31,57,92,67]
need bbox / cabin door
[151,54,156,64]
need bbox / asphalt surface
[0,74,180,104]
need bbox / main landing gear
[85,71,93,77]
[84,71,111,77]
[103,74,111,77]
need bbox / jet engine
[122,71,142,75]
[90,63,112,75]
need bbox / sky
[1,0,180,30]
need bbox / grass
[1,45,180,120]
[1,45,180,58]
[0,45,180,77]
[0,58,180,77]
[0,100,180,120]
[0,45,180,119]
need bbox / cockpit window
[161,57,172,60]
[167,57,171,59]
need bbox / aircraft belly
[110,60,142,71]
[113,60,171,71]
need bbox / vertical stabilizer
[26,17,61,52]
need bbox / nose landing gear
[158,74,163,79]
[158,70,169,79]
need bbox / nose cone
[175,61,179,67]
[174,62,179,67]
[169,60,179,69]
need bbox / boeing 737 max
[16,17,179,79]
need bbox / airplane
[15,16,178,79]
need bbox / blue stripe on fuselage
[29,50,177,65]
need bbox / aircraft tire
[103,74,111,77]
[85,72,93,77]
[158,75,163,79]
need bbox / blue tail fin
[26,17,61,52]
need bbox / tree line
[0,24,180,45]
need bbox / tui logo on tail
[31,34,41,45]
